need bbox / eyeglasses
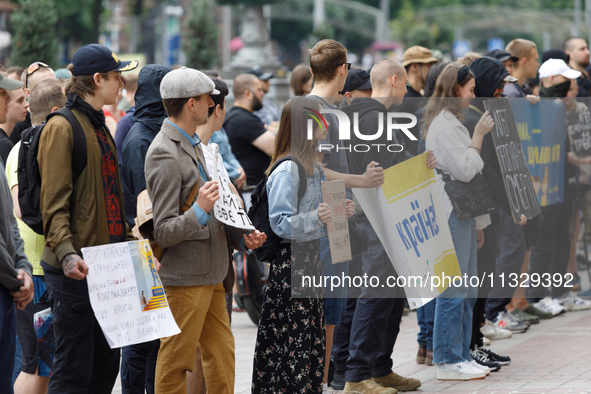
[336,62,352,70]
[25,62,49,89]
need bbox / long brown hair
[266,96,323,176]
[422,63,474,138]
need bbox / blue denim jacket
[267,160,326,242]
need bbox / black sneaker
[470,349,501,372]
[479,347,511,365]
[330,369,345,390]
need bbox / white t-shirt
[201,142,231,185]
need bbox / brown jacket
[38,109,129,269]
[145,119,245,287]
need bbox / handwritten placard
[566,109,591,158]
[321,179,351,264]
[210,144,255,231]
[484,98,541,220]
[82,240,180,348]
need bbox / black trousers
[471,212,500,349]
[42,262,120,394]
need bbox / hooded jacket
[341,97,413,175]
[464,56,511,214]
[121,64,173,226]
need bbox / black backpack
[247,156,307,262]
[17,108,86,235]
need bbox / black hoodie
[464,57,512,214]
[341,97,414,175]
[120,64,173,226]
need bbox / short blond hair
[456,52,482,66]
[506,39,537,60]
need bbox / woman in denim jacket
[252,96,354,393]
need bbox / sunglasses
[25,62,49,89]
[336,62,352,70]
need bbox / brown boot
[344,379,398,393]
[425,350,433,366]
[373,372,421,392]
[416,346,426,364]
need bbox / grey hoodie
[0,161,32,292]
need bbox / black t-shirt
[389,85,424,156]
[224,107,271,186]
[0,128,13,166]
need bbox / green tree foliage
[184,0,220,69]
[10,0,59,67]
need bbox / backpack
[247,156,307,262]
[17,108,86,235]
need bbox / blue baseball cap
[71,44,138,76]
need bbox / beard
[251,95,263,112]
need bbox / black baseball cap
[486,49,518,63]
[247,65,274,81]
[339,68,372,95]
[71,44,138,76]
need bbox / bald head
[21,65,56,97]
[233,74,258,100]
[370,59,405,88]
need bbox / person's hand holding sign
[362,161,385,187]
[346,199,355,218]
[197,181,219,212]
[317,203,333,223]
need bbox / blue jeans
[416,298,436,351]
[320,237,349,325]
[1,286,16,394]
[433,212,477,365]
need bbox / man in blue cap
[37,43,137,393]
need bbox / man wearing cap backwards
[37,43,138,393]
[0,72,33,394]
[247,65,281,128]
[486,49,519,76]
[144,67,265,394]
[527,59,591,309]
[395,45,438,155]
[339,68,372,106]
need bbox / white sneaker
[533,297,565,316]
[480,319,513,340]
[437,361,486,380]
[469,360,491,375]
[557,293,591,311]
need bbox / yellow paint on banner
[381,152,435,201]
[432,250,462,293]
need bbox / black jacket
[465,57,513,214]
[341,97,413,175]
[120,64,172,226]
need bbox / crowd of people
[1,34,591,394]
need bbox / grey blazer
[145,120,245,287]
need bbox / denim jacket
[267,160,326,243]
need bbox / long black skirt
[252,240,325,393]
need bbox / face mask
[539,79,571,98]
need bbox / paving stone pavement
[111,270,591,393]
[232,305,591,394]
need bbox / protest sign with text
[508,98,565,207]
[210,144,255,231]
[566,108,591,158]
[484,98,542,221]
[82,240,180,348]
[321,179,351,264]
[353,153,461,308]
